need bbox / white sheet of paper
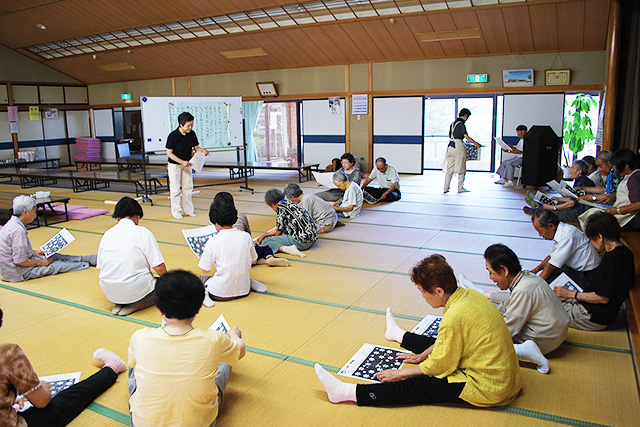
[338,343,409,383]
[494,137,511,151]
[548,272,584,293]
[40,228,75,258]
[410,314,442,337]
[17,371,81,412]
[182,225,218,258]
[312,171,337,189]
[209,314,231,334]
[546,181,606,209]
[190,151,206,174]
[458,274,484,294]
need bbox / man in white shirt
[284,183,338,233]
[331,171,363,218]
[530,209,601,282]
[495,125,527,188]
[361,157,401,204]
[97,197,166,316]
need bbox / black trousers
[363,187,401,202]
[356,333,465,407]
[21,367,117,427]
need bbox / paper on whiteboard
[182,225,218,258]
[549,272,583,293]
[410,314,442,337]
[338,343,409,383]
[17,371,81,412]
[209,314,231,334]
[494,137,511,151]
[312,171,337,189]
[190,151,206,173]
[40,228,75,258]
[458,274,484,294]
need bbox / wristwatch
[592,194,597,201]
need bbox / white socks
[203,292,215,307]
[280,245,306,258]
[266,256,291,267]
[314,363,356,403]
[514,340,549,374]
[250,278,268,293]
[384,307,405,344]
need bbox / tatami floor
[0,169,638,427]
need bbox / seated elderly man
[553,211,634,330]
[361,157,401,204]
[577,150,622,206]
[331,171,363,219]
[257,188,318,258]
[0,195,96,282]
[284,183,338,234]
[97,197,166,316]
[530,209,600,283]
[495,125,527,187]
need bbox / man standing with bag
[444,108,482,194]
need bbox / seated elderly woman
[256,189,318,258]
[580,148,640,231]
[0,305,127,427]
[97,197,166,316]
[316,153,362,202]
[331,171,363,219]
[284,183,337,234]
[0,195,96,282]
[555,211,635,331]
[483,244,569,374]
[315,254,522,408]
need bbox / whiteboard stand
[139,136,154,206]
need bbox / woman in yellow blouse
[315,254,522,407]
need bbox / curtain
[243,101,263,162]
[615,1,640,152]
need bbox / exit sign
[121,93,132,100]
[467,74,488,83]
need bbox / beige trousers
[444,140,466,192]
[167,162,195,217]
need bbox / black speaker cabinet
[521,125,561,187]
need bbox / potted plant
[562,93,597,177]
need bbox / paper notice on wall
[329,97,341,115]
[8,106,18,122]
[10,122,18,134]
[29,106,40,121]
[45,108,59,119]
[351,94,368,115]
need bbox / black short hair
[573,159,589,176]
[612,148,639,174]
[516,125,527,132]
[265,188,285,206]
[284,183,303,199]
[484,244,522,276]
[0,306,3,328]
[178,112,194,126]
[154,270,204,320]
[584,211,621,242]
[209,194,238,227]
[582,155,596,169]
[340,152,356,165]
[375,157,387,165]
[112,197,144,219]
[532,209,559,228]
[459,108,471,118]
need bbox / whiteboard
[302,99,346,135]
[503,94,564,137]
[141,96,243,152]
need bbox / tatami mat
[0,170,638,427]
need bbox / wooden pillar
[603,0,621,151]
[187,75,192,96]
[7,84,19,156]
[368,62,373,171]
[345,64,350,153]
[171,77,176,96]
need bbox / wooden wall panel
[451,11,489,56]
[359,20,404,61]
[427,13,466,57]
[501,5,534,52]
[557,1,585,50]
[379,18,425,60]
[529,3,559,51]
[300,27,351,64]
[339,22,386,62]
[584,0,610,49]
[476,8,511,54]
[319,25,368,63]
[402,15,446,58]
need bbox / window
[253,102,298,163]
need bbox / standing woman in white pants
[165,111,209,219]
[444,108,482,194]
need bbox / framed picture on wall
[502,69,534,87]
[545,69,571,86]
[256,82,278,97]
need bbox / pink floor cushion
[63,207,110,220]
[49,204,88,214]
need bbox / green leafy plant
[563,93,597,163]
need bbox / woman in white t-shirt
[331,171,363,219]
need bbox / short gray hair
[264,188,285,206]
[13,195,36,216]
[596,150,613,163]
[332,171,347,183]
[284,183,303,199]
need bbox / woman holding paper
[315,153,362,202]
[165,111,209,220]
[315,254,521,408]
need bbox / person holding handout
[495,125,527,187]
[444,108,483,194]
[166,112,209,219]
